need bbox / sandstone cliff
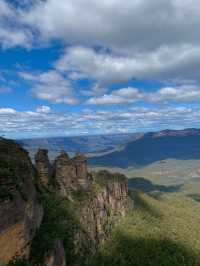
[77,171,131,247]
[0,139,43,265]
[0,140,132,266]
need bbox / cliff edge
[0,140,132,266]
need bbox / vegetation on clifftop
[94,170,127,186]
[0,138,32,201]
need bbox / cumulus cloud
[1,0,200,137]
[55,45,200,86]
[146,85,200,103]
[0,0,31,48]
[87,87,141,105]
[87,85,200,105]
[1,1,200,82]
[19,0,200,84]
[21,0,200,52]
[20,70,78,104]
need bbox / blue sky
[1,0,200,138]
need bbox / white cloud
[20,0,200,84]
[87,87,141,105]
[0,0,31,48]
[36,105,51,113]
[1,0,200,87]
[87,85,200,105]
[20,70,78,104]
[0,108,16,114]
[1,1,200,82]
[55,45,200,86]
[22,0,200,53]
[146,85,200,103]
[1,106,200,138]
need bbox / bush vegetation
[94,170,127,187]
[30,191,83,265]
[89,191,200,266]
[0,139,31,201]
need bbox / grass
[89,191,200,266]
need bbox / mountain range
[18,133,141,159]
[89,128,200,168]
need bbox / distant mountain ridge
[89,128,200,168]
[18,133,141,155]
[149,128,200,138]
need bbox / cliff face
[78,174,131,246]
[0,140,132,266]
[0,139,43,265]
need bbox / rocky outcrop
[78,171,131,246]
[53,151,77,196]
[35,150,90,195]
[0,139,43,265]
[35,149,51,187]
[0,140,132,265]
[34,151,132,265]
[73,153,88,188]
[52,152,90,197]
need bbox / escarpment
[0,139,132,266]
[0,139,43,265]
[77,171,131,246]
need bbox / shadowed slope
[90,131,200,167]
[89,191,200,266]
[89,234,200,266]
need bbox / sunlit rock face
[0,139,43,265]
[78,175,131,246]
[52,152,90,196]
[53,151,77,196]
[35,150,91,196]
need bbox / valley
[89,159,200,265]
[90,191,200,266]
[1,128,200,265]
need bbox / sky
[1,0,200,138]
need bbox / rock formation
[0,139,43,265]
[79,171,131,246]
[36,150,91,196]
[53,151,90,194]
[35,149,51,187]
[0,139,132,266]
